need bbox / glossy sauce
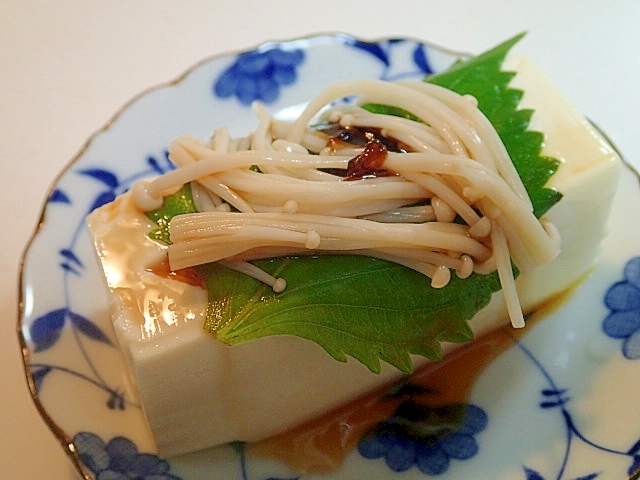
[248,294,568,474]
[344,138,392,181]
[318,124,409,180]
[322,124,409,153]
[147,257,206,289]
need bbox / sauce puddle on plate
[246,284,574,475]
[247,324,520,474]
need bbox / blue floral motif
[73,432,181,480]
[603,256,640,359]
[357,305,640,480]
[515,338,640,480]
[214,48,305,105]
[358,398,487,475]
[49,188,71,203]
[345,37,435,81]
[30,308,112,352]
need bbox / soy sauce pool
[245,289,570,475]
[247,325,515,473]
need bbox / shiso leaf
[147,34,558,373]
[366,32,562,217]
[427,33,562,217]
[196,256,499,374]
[146,184,196,244]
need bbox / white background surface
[2,1,639,478]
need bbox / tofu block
[86,56,620,458]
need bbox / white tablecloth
[2,1,639,478]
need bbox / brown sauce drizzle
[146,257,206,289]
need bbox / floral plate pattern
[17,34,640,480]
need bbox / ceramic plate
[18,34,640,480]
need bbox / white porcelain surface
[4,2,640,479]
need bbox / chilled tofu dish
[86,35,621,460]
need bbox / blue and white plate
[18,34,640,480]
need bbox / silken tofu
[86,56,620,458]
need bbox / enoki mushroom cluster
[131,79,561,328]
